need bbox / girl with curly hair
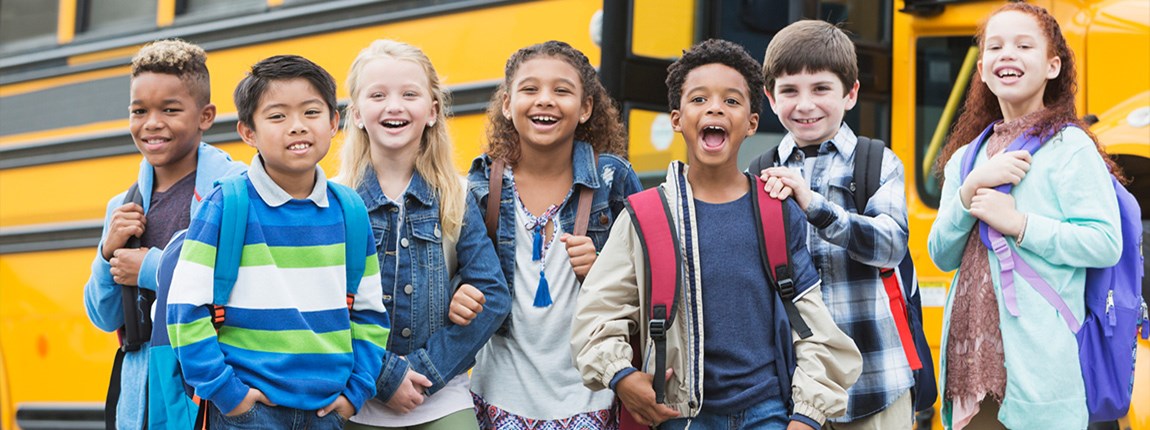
[927,4,1123,429]
[462,40,642,429]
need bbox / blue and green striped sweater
[167,177,390,414]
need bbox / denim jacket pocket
[410,216,448,332]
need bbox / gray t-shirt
[140,172,196,250]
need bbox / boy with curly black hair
[572,39,860,430]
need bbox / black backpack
[748,137,938,413]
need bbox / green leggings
[344,408,478,430]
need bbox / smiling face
[766,69,858,148]
[129,72,215,178]
[352,57,438,158]
[978,10,1061,121]
[502,56,593,151]
[671,63,759,169]
[238,78,337,188]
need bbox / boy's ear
[329,111,340,134]
[748,112,760,137]
[670,109,682,132]
[198,103,217,132]
[844,80,860,111]
[764,87,779,114]
[237,121,257,149]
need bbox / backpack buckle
[775,265,795,299]
[649,319,667,341]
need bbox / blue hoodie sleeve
[84,192,130,332]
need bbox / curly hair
[762,20,857,96]
[483,40,627,164]
[935,2,1123,182]
[666,39,765,115]
[131,39,210,106]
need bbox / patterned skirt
[472,392,619,430]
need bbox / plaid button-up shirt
[773,124,914,421]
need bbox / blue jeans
[210,402,348,429]
[659,397,789,430]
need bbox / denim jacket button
[401,328,412,337]
[434,225,441,238]
[599,214,609,225]
[404,284,413,295]
[400,238,409,248]
[390,206,399,213]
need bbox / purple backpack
[960,123,1148,422]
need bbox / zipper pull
[1141,301,1149,340]
[1106,290,1116,328]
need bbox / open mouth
[287,142,312,151]
[381,120,410,129]
[530,115,559,125]
[995,67,1023,81]
[794,117,821,125]
[701,125,727,149]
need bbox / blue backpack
[151,174,371,428]
[959,123,1147,423]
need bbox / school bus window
[176,0,265,22]
[78,0,157,36]
[915,36,972,208]
[0,0,58,54]
[821,0,890,43]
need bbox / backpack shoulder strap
[750,174,813,339]
[625,187,681,404]
[213,175,249,306]
[485,158,505,244]
[328,182,369,296]
[959,123,999,182]
[572,153,599,237]
[748,143,781,176]
[853,137,885,214]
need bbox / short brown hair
[130,39,211,106]
[762,20,857,95]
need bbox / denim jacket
[356,167,510,400]
[466,140,643,334]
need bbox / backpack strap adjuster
[775,265,795,300]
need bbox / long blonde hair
[335,39,464,240]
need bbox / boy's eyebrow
[259,98,326,112]
[684,84,748,96]
[130,98,187,105]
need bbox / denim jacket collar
[356,167,435,212]
[571,140,602,190]
[777,123,858,163]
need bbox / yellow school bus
[0,0,609,427]
[1,0,1146,429]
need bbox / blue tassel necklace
[513,179,567,308]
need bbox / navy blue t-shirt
[696,191,819,414]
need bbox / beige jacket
[571,162,861,425]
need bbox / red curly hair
[935,2,1123,183]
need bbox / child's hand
[384,368,432,414]
[969,188,1026,237]
[448,284,486,326]
[761,167,812,211]
[560,234,597,281]
[616,369,679,426]
[317,395,353,421]
[109,248,148,286]
[102,203,146,261]
[787,420,817,430]
[960,150,1031,208]
[226,388,274,417]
